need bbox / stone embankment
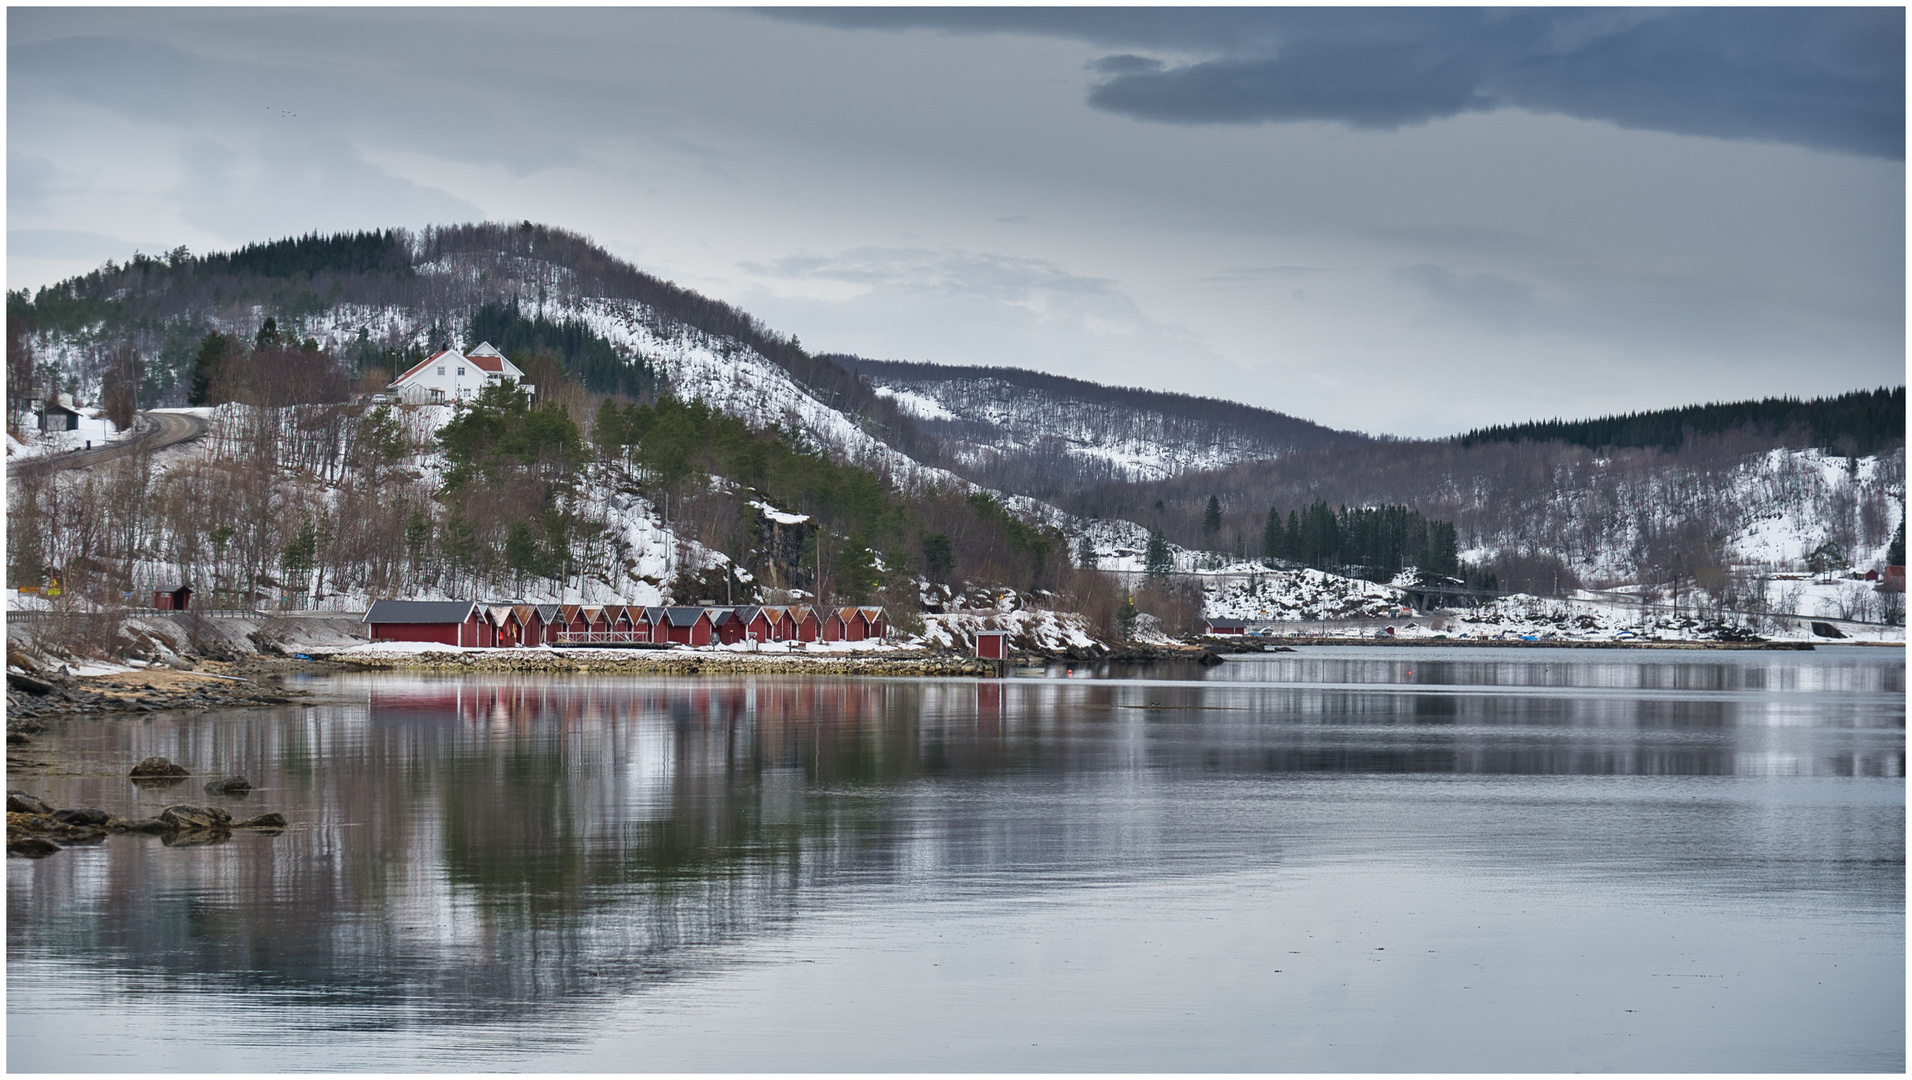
[325,647,1000,677]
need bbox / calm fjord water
[8,646,1903,1071]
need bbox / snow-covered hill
[835,356,1369,490]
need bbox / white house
[387,342,535,404]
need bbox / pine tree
[1202,495,1222,539]
[1145,528,1173,583]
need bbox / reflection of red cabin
[976,630,1009,660]
[364,600,485,646]
[152,585,192,611]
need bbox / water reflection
[8,649,1904,1066]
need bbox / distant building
[386,342,534,404]
[976,630,1010,660]
[1201,617,1247,636]
[363,600,488,646]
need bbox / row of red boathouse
[363,600,889,648]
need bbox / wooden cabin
[152,585,193,611]
[735,606,774,643]
[364,600,486,647]
[658,606,714,646]
[976,630,1010,660]
[792,606,821,642]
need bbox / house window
[457,366,465,376]
[437,366,446,376]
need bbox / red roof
[390,348,457,386]
[468,354,505,373]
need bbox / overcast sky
[9,7,1904,437]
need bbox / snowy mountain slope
[833,355,1371,490]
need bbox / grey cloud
[1397,263,1535,327]
[1086,54,1162,76]
[1205,265,1338,284]
[1382,224,1571,259]
[771,8,1905,159]
[171,133,484,244]
[754,247,1114,302]
[8,154,59,215]
[8,228,157,262]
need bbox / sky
[8,7,1905,438]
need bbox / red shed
[713,607,748,645]
[792,607,821,642]
[858,606,888,640]
[152,585,193,611]
[736,606,774,642]
[364,600,484,646]
[659,606,714,646]
[976,630,1010,661]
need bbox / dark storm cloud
[772,8,1905,159]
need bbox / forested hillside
[829,355,1370,495]
[1074,422,1905,595]
[1459,387,1904,457]
[7,224,938,466]
[6,225,1128,636]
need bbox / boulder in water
[158,804,232,831]
[130,756,190,780]
[7,790,52,815]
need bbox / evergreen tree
[1145,528,1173,583]
[188,332,237,406]
[1262,506,1284,564]
[1889,517,1905,566]
[253,317,281,352]
[1202,495,1222,539]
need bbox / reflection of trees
[8,665,1903,1042]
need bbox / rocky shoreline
[6,664,310,738]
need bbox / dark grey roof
[364,600,475,624]
[736,605,764,623]
[535,604,561,621]
[663,606,711,627]
[709,608,735,625]
[1204,618,1248,628]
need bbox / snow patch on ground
[1202,567,1407,621]
[922,609,1105,655]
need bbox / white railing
[552,629,653,645]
